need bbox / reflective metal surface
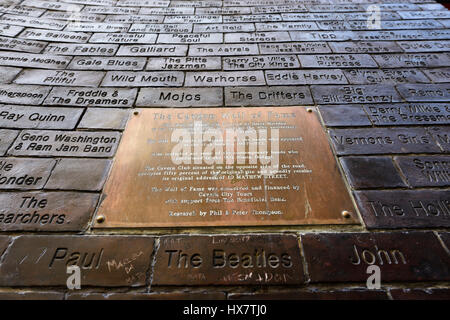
[95,107,357,228]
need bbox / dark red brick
[340,156,407,189]
[228,289,388,300]
[301,232,450,283]
[394,156,450,187]
[0,291,64,300]
[0,192,99,231]
[67,291,226,300]
[354,190,450,229]
[153,234,304,286]
[0,236,154,287]
[390,288,450,300]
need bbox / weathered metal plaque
[95,107,357,228]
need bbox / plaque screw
[133,111,139,115]
[306,108,313,113]
[96,215,105,224]
[342,211,351,219]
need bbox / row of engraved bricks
[0,233,448,288]
[4,38,450,56]
[5,18,450,34]
[12,28,450,45]
[1,84,450,107]
[4,8,450,23]
[6,68,450,88]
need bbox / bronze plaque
[95,107,357,228]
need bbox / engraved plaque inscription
[95,107,357,227]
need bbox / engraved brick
[0,14,67,30]
[194,23,255,33]
[104,15,163,24]
[397,84,450,102]
[44,87,137,108]
[0,191,99,231]
[153,234,304,285]
[78,108,130,130]
[298,54,377,68]
[397,40,450,52]
[422,68,450,83]
[340,156,407,189]
[68,57,147,71]
[14,69,105,87]
[139,7,194,15]
[185,71,265,86]
[223,55,299,70]
[343,69,429,85]
[290,31,354,41]
[0,36,46,53]
[399,11,450,19]
[146,57,221,71]
[0,4,45,17]
[224,14,281,23]
[301,232,450,282]
[311,85,402,104]
[44,43,119,56]
[0,236,154,286]
[101,71,184,87]
[196,7,251,15]
[42,11,105,22]
[259,42,331,54]
[129,23,192,33]
[89,33,157,44]
[158,33,222,44]
[372,53,450,68]
[65,22,129,33]
[265,70,348,85]
[0,157,56,190]
[364,103,450,126]
[0,84,51,105]
[136,88,223,107]
[9,130,120,157]
[354,190,450,229]
[328,41,403,54]
[0,51,71,69]
[117,45,188,56]
[164,15,222,24]
[189,44,259,56]
[329,128,440,155]
[318,105,371,127]
[19,28,90,43]
[353,30,450,41]
[394,155,450,187]
[225,86,313,106]
[225,32,290,43]
[22,0,83,12]
[255,22,318,32]
[82,5,139,15]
